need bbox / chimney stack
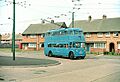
[41,20,45,23]
[102,15,107,20]
[51,20,54,23]
[88,16,92,22]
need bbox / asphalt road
[0,51,120,82]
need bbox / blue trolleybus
[44,28,86,59]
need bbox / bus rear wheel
[69,52,74,59]
[48,51,52,57]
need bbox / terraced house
[22,21,67,50]
[70,15,120,53]
[0,34,1,44]
[0,33,22,48]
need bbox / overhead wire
[0,0,120,25]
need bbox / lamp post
[13,0,15,60]
[4,0,31,60]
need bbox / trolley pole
[12,0,16,60]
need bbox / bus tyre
[48,51,52,57]
[69,52,74,59]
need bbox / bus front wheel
[69,52,74,59]
[48,51,52,57]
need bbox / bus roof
[47,28,83,33]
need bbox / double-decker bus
[44,28,86,59]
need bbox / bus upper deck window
[65,31,68,35]
[46,32,51,36]
[70,31,74,35]
[60,31,65,35]
[59,32,62,35]
[74,30,81,35]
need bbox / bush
[104,52,109,55]
[104,51,120,56]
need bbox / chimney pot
[51,20,54,23]
[41,20,45,23]
[102,15,107,20]
[88,15,92,22]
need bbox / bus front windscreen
[73,42,81,48]
[73,42,85,48]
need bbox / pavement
[0,50,120,82]
[0,56,60,67]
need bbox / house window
[94,43,106,48]
[40,34,44,38]
[39,43,44,47]
[97,33,103,37]
[25,35,28,38]
[85,33,91,37]
[105,32,110,37]
[113,32,118,37]
[30,34,36,38]
[118,43,120,49]
[28,43,36,48]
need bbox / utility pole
[71,0,82,28]
[3,0,30,60]
[13,0,15,60]
[72,12,75,28]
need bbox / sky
[0,0,120,34]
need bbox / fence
[0,43,18,48]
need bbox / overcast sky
[0,0,120,34]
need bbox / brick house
[0,34,1,44]
[1,33,22,46]
[22,21,67,50]
[1,33,11,44]
[0,33,22,48]
[8,33,22,48]
[70,15,120,53]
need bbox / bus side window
[48,44,51,47]
[66,44,68,48]
[59,44,63,48]
[73,42,76,48]
[69,42,73,48]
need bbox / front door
[109,43,115,52]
